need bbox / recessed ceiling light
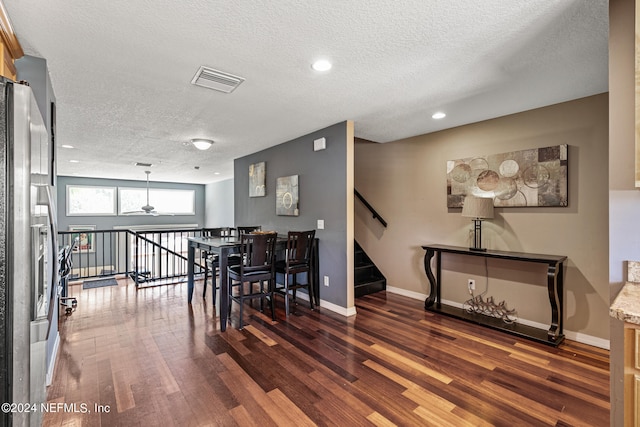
[61,144,74,149]
[312,59,332,72]
[214,172,220,175]
[69,160,79,163]
[432,112,446,119]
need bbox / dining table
[187,235,243,331]
[187,234,319,331]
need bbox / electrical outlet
[324,276,329,287]
[467,279,475,291]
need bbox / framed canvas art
[447,144,568,208]
[69,225,96,252]
[276,175,299,216]
[249,162,266,197]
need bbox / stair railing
[58,227,218,287]
[354,189,388,228]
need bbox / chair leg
[269,279,276,321]
[238,281,245,329]
[292,274,297,305]
[203,263,208,299]
[212,275,217,306]
[308,275,314,310]
[284,272,290,316]
[228,277,233,326]
[259,281,264,312]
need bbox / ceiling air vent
[191,66,245,93]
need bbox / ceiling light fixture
[61,144,74,149]
[190,138,214,150]
[312,59,332,72]
[432,112,446,119]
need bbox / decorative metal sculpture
[463,294,517,324]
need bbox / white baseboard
[46,332,60,386]
[278,290,357,317]
[386,286,428,302]
[319,299,357,317]
[385,287,610,350]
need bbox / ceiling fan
[122,170,173,216]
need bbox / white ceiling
[4,0,608,185]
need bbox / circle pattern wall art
[446,144,568,208]
[276,175,299,216]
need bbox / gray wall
[234,121,351,308]
[205,178,234,227]
[57,176,205,231]
[16,55,56,188]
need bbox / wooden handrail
[354,189,388,228]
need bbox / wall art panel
[447,144,568,208]
[249,161,266,197]
[276,175,299,216]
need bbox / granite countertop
[610,282,640,325]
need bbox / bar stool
[228,232,278,329]
[274,230,316,316]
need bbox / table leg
[546,262,563,341]
[219,247,229,332]
[187,244,195,303]
[424,248,436,309]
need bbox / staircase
[355,241,386,297]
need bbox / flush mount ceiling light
[312,59,332,72]
[432,112,446,119]
[191,138,214,150]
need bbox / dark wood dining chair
[202,227,232,302]
[274,230,316,316]
[228,232,278,329]
[236,225,262,235]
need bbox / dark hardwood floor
[42,278,610,426]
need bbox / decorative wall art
[276,175,299,216]
[69,225,96,252]
[447,144,568,208]
[249,161,266,197]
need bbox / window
[66,185,117,216]
[118,188,195,215]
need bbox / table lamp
[461,196,494,251]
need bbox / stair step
[355,273,384,286]
[354,278,386,298]
[354,240,386,298]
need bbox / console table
[422,244,567,346]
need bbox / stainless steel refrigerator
[0,79,56,426]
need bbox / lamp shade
[461,196,494,219]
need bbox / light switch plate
[317,219,324,229]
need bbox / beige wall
[355,93,609,342]
[609,0,636,425]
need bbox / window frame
[66,185,118,216]
[117,187,196,216]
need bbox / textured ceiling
[4,0,608,184]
